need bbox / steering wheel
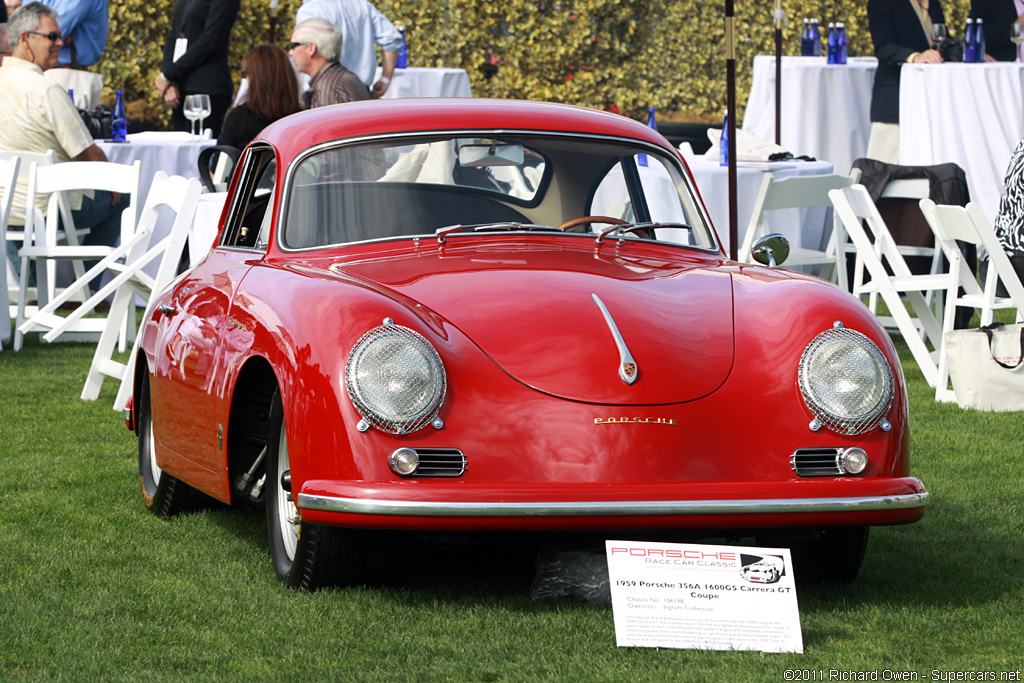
[557,215,629,231]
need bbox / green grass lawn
[1,332,1022,681]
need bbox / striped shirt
[309,61,371,109]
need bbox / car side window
[220,146,277,251]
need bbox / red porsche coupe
[127,99,928,589]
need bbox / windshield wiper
[434,222,563,244]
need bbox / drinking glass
[1011,22,1024,62]
[183,94,203,141]
[931,23,948,52]
[194,94,212,139]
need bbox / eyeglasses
[288,41,309,51]
[27,31,62,42]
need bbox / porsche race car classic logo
[621,362,637,378]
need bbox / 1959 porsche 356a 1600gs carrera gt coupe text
[125,98,928,589]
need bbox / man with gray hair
[289,17,370,108]
[1,2,127,278]
[294,0,401,97]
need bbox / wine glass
[931,23,948,53]
[1011,22,1024,62]
[194,94,212,139]
[183,94,203,141]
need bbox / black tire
[265,389,367,590]
[790,526,870,584]
[138,372,201,517]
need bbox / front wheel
[790,527,870,584]
[265,389,367,590]
[138,371,201,517]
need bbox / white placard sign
[606,540,803,653]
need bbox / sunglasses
[288,41,309,50]
[27,30,63,42]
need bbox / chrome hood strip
[297,492,929,517]
[591,293,639,385]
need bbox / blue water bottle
[801,18,811,56]
[975,18,986,62]
[719,110,729,167]
[827,22,837,64]
[837,23,848,64]
[810,19,821,56]
[963,18,976,63]
[112,89,127,142]
[396,25,408,69]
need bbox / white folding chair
[0,149,78,319]
[919,199,1024,402]
[739,169,862,289]
[830,184,947,387]
[76,174,201,406]
[14,160,141,351]
[0,156,20,351]
[850,178,943,314]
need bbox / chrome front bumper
[297,492,929,517]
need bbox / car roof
[253,98,673,161]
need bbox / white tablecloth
[97,131,215,207]
[374,66,472,99]
[899,62,1024,223]
[684,157,836,256]
[742,55,876,177]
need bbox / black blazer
[161,0,240,98]
[868,0,946,123]
[973,0,1019,61]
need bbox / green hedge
[95,0,973,126]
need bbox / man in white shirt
[294,0,401,98]
[0,2,126,277]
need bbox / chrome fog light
[839,447,869,474]
[346,322,447,435]
[389,447,420,476]
[799,327,895,436]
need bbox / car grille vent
[791,448,844,477]
[412,448,467,477]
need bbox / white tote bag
[944,323,1024,412]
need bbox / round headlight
[798,327,895,435]
[345,323,446,435]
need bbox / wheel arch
[225,355,280,505]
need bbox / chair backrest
[0,149,69,230]
[25,160,141,248]
[917,198,985,300]
[740,168,861,259]
[139,173,202,297]
[830,184,918,279]
[920,199,1024,308]
[0,157,19,234]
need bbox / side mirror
[751,233,790,268]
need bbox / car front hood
[326,243,735,405]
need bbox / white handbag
[944,323,1024,412]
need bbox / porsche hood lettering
[594,417,678,425]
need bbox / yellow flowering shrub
[96,0,972,127]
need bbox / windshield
[281,133,716,252]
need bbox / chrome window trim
[277,128,719,255]
[297,492,928,517]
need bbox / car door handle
[157,304,177,316]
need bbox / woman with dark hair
[219,44,300,150]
